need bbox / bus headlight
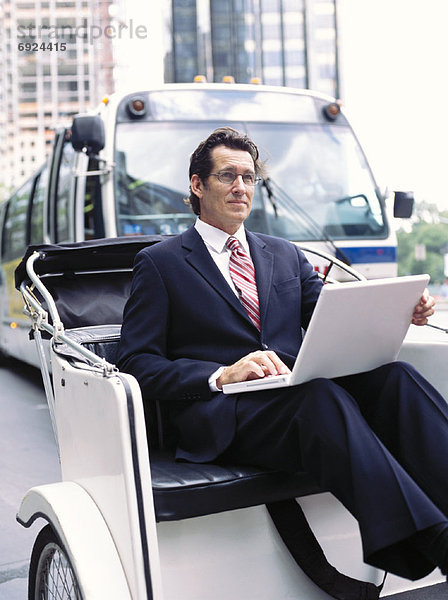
[127,97,147,118]
[323,102,341,121]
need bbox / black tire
[0,347,10,367]
[28,524,82,600]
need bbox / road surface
[0,359,60,599]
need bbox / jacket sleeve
[117,250,222,404]
[295,245,323,329]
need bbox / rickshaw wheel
[28,524,82,600]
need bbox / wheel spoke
[37,543,81,599]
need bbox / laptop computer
[222,274,430,394]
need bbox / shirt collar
[195,218,249,254]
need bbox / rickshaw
[14,236,448,599]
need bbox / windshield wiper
[335,193,368,205]
[261,177,352,266]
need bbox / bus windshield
[114,121,386,240]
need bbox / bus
[0,83,413,365]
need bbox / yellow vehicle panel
[1,257,26,324]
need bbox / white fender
[17,481,132,600]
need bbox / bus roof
[105,83,347,125]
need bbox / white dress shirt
[194,218,252,297]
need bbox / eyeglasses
[209,171,262,186]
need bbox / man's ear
[190,174,204,198]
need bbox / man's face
[191,145,255,235]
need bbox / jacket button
[262,343,268,350]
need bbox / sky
[115,0,448,211]
[338,0,448,211]
[111,0,164,90]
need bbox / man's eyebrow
[220,167,255,173]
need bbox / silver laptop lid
[290,274,430,384]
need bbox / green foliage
[0,182,14,204]
[397,216,448,283]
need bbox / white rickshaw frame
[15,240,448,600]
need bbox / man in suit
[118,127,448,582]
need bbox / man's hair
[186,127,263,215]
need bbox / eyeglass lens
[215,171,259,185]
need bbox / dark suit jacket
[117,225,323,462]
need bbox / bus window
[246,122,387,241]
[56,142,75,242]
[1,179,33,261]
[29,165,48,246]
[114,121,230,236]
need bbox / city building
[0,0,114,196]
[164,0,339,97]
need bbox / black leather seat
[151,452,319,521]
[56,326,322,523]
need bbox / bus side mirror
[71,115,105,155]
[393,191,414,218]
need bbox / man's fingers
[242,350,290,377]
[218,350,290,388]
[412,290,435,326]
[412,289,435,325]
[264,350,291,374]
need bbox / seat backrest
[81,336,121,366]
[41,270,132,329]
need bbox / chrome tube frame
[297,244,367,283]
[20,252,117,376]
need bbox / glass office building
[164,0,339,97]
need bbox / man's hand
[412,289,435,326]
[216,350,291,390]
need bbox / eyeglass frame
[208,170,262,186]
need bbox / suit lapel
[181,226,274,332]
[181,226,251,322]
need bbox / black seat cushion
[151,451,321,521]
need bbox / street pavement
[0,359,60,599]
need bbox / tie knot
[226,237,240,252]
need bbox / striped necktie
[226,236,261,330]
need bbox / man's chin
[228,205,250,219]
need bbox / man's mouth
[228,198,247,205]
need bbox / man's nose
[232,174,247,191]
